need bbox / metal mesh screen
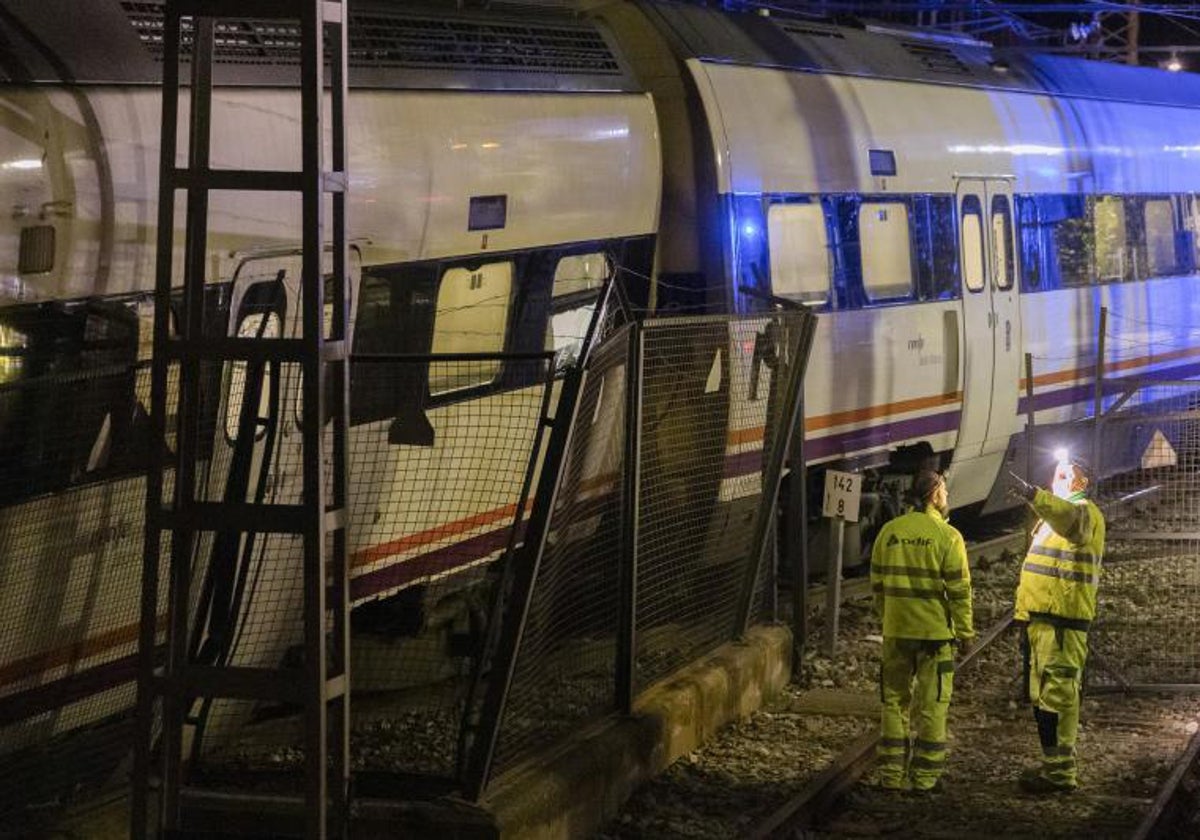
[188,355,551,786]
[0,339,162,828]
[1090,372,1200,689]
[491,328,629,775]
[634,315,801,690]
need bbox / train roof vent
[119,2,621,75]
[900,42,971,75]
[350,13,620,75]
[778,22,846,40]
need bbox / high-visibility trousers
[1024,620,1088,787]
[878,637,955,791]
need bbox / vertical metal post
[1025,352,1035,485]
[1093,306,1108,482]
[735,311,814,637]
[823,516,845,658]
[464,363,591,800]
[788,396,809,667]
[134,4,183,835]
[617,324,642,713]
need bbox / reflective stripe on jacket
[1014,489,1106,624]
[871,505,974,641]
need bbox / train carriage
[4,0,1200,807]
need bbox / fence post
[735,309,816,637]
[461,362,589,800]
[788,394,809,666]
[1093,306,1108,481]
[616,323,642,713]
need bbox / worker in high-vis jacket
[1011,454,1105,794]
[871,469,975,793]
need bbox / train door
[949,177,1020,504]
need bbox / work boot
[1018,767,1076,794]
[908,778,944,796]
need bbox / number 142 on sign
[822,470,862,522]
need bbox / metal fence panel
[490,327,629,776]
[0,358,163,830]
[185,356,552,789]
[1092,380,1200,689]
[634,314,805,690]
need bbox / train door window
[990,195,1014,290]
[767,202,830,305]
[859,201,914,301]
[0,322,27,385]
[430,261,512,395]
[961,195,985,292]
[225,311,280,441]
[550,252,609,370]
[1144,198,1177,277]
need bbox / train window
[550,253,609,370]
[1016,194,1092,291]
[910,195,960,301]
[767,203,830,305]
[859,202,914,301]
[0,323,27,384]
[225,312,280,442]
[1143,199,1177,277]
[430,261,512,395]
[991,195,1014,291]
[961,195,985,292]
[1094,196,1128,283]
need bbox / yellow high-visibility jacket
[1015,489,1105,626]
[871,505,975,641]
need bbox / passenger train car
[3,0,1200,794]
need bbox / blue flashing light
[741,221,760,239]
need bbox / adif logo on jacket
[886,534,933,548]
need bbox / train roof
[646,2,1200,110]
[4,0,1200,108]
[0,0,641,92]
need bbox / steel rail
[1132,721,1200,840]
[749,612,1014,840]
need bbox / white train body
[4,0,1200,785]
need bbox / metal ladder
[134,1,350,837]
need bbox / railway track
[602,510,1200,839]
[1132,725,1200,839]
[746,613,1015,840]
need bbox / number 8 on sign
[823,470,862,522]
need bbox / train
[3,0,1200,804]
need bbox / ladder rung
[174,0,309,21]
[160,501,309,534]
[172,168,303,193]
[164,338,346,364]
[174,665,304,703]
[164,668,347,704]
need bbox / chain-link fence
[476,307,815,787]
[1085,311,1200,690]
[0,284,816,826]
[1022,307,1200,692]
[0,298,159,833]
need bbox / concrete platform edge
[481,623,793,840]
